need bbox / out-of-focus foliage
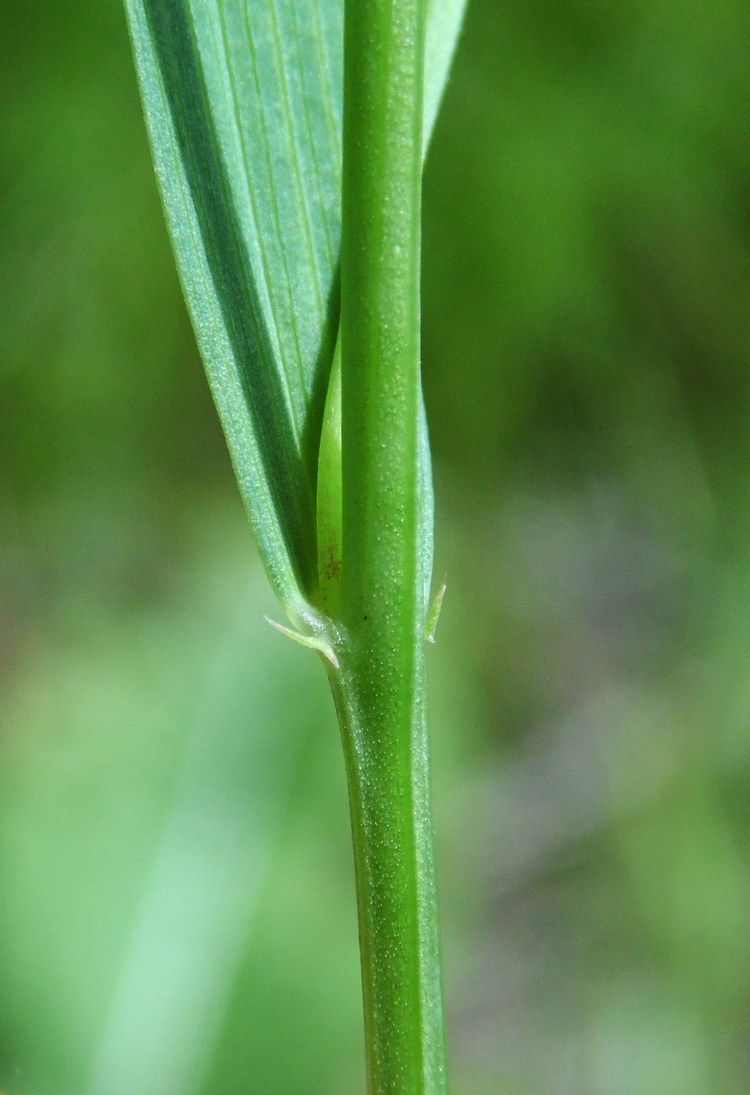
[2,1,750,1093]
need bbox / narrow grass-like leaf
[124,0,465,621]
[124,0,342,618]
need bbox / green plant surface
[124,0,464,628]
[8,0,750,1092]
[123,1,466,1091]
[124,0,341,617]
[334,0,446,1089]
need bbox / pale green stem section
[326,658,446,1095]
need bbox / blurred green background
[3,1,750,1092]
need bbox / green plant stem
[327,663,446,1094]
[335,0,447,1091]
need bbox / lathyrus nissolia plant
[124,0,465,1090]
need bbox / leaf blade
[124,0,466,616]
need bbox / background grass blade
[85,591,316,1095]
[124,0,466,618]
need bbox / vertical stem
[338,0,446,1092]
[328,663,447,1094]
